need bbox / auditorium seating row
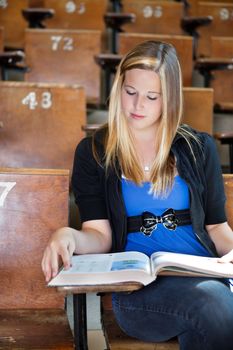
[0,1,232,350]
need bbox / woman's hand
[217,249,233,264]
[41,227,76,282]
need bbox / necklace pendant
[144,165,150,172]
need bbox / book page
[48,251,153,287]
[64,251,151,274]
[150,251,233,278]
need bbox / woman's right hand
[41,227,76,282]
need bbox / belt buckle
[163,210,178,231]
[140,212,157,236]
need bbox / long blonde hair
[101,41,191,195]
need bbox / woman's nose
[134,95,144,110]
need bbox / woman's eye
[126,90,135,96]
[147,96,157,101]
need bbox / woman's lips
[130,113,145,119]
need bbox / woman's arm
[206,222,233,261]
[41,219,112,282]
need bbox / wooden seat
[0,81,85,173]
[0,0,42,49]
[187,0,233,16]
[195,2,233,58]
[120,0,185,35]
[209,36,233,108]
[182,87,213,134]
[100,173,233,350]
[0,167,73,349]
[24,28,102,106]
[118,33,194,86]
[0,0,29,49]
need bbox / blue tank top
[122,176,212,257]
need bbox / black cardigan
[72,126,227,257]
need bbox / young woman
[42,41,233,350]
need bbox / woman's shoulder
[176,124,214,146]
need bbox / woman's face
[121,68,162,132]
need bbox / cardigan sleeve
[71,137,108,223]
[202,134,227,225]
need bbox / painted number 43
[22,92,52,110]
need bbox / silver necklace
[144,165,150,172]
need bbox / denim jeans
[112,276,233,350]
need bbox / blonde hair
[99,41,195,196]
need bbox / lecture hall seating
[0,167,74,349]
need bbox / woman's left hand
[217,249,233,263]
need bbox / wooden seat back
[118,32,193,86]
[0,167,74,349]
[43,0,108,31]
[187,0,233,16]
[0,168,69,309]
[0,81,85,173]
[196,2,233,57]
[0,0,29,49]
[24,28,101,105]
[182,87,213,134]
[121,0,185,35]
[210,36,233,105]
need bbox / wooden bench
[0,167,74,349]
[83,87,214,135]
[0,81,85,173]
[24,28,102,106]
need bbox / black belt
[127,208,191,236]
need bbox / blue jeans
[112,277,233,350]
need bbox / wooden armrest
[195,57,233,71]
[181,15,213,36]
[214,102,233,114]
[104,12,136,31]
[0,50,25,65]
[81,124,103,134]
[22,8,55,28]
[57,282,143,295]
[0,51,27,73]
[195,57,233,86]
[214,132,233,143]
[94,53,122,70]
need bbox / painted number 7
[0,182,16,207]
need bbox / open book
[48,251,233,287]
